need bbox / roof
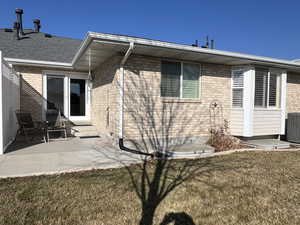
[0,29,82,63]
[72,32,300,72]
[1,30,300,72]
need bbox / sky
[1,0,300,60]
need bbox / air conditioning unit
[287,113,300,143]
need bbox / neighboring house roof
[0,29,82,63]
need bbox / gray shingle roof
[0,29,82,63]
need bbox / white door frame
[68,74,91,121]
[42,71,90,121]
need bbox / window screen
[161,61,181,97]
[182,63,200,98]
[232,70,244,107]
[255,68,281,108]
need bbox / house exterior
[2,15,300,154]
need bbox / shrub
[207,120,242,152]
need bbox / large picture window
[161,61,200,98]
[254,68,281,108]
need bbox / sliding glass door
[47,76,64,115]
[70,79,86,116]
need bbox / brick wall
[91,56,121,137]
[122,55,232,143]
[13,66,80,121]
[14,66,44,121]
[287,72,300,113]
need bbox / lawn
[0,151,299,225]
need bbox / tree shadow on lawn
[94,66,253,225]
[159,212,196,225]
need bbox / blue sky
[1,0,300,60]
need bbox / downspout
[118,42,154,157]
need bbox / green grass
[0,151,299,225]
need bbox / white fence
[0,51,20,154]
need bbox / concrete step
[71,121,92,126]
[72,125,98,133]
[71,124,99,137]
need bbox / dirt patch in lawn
[0,151,299,225]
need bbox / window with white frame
[254,68,281,108]
[232,70,244,107]
[161,61,200,98]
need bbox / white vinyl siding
[232,70,244,107]
[252,109,282,135]
[255,68,281,108]
[161,61,200,99]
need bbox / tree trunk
[139,204,156,225]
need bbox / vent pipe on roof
[210,39,214,49]
[13,22,21,40]
[192,40,199,47]
[33,19,41,32]
[206,36,209,48]
[15,9,24,36]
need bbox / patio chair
[46,108,67,142]
[15,110,47,143]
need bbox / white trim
[0,51,3,154]
[43,71,91,121]
[42,73,47,121]
[280,71,287,134]
[160,60,201,99]
[5,32,300,72]
[231,68,245,108]
[243,68,255,137]
[68,77,90,121]
[87,32,300,70]
[72,33,93,65]
[42,70,88,78]
[4,57,72,68]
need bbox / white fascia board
[71,33,93,65]
[87,32,300,69]
[4,57,72,69]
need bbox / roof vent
[192,40,199,47]
[13,22,21,40]
[44,33,52,38]
[4,28,13,32]
[15,8,24,36]
[33,19,41,32]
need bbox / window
[161,61,200,98]
[254,68,281,108]
[232,70,244,107]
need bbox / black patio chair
[15,110,47,143]
[46,108,67,142]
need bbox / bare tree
[118,67,232,225]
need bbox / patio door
[43,73,90,121]
[69,78,89,121]
[46,76,65,116]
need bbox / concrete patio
[0,137,142,178]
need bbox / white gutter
[5,31,300,71]
[4,57,72,69]
[88,32,300,69]
[119,42,134,138]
